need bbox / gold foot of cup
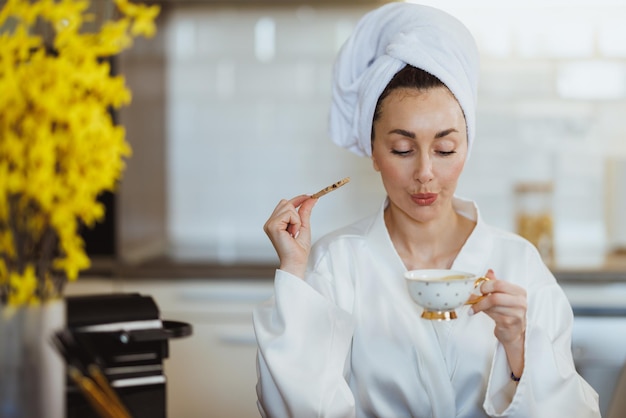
[421,310,457,321]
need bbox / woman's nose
[414,155,434,184]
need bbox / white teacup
[405,269,489,320]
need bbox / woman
[253,3,600,417]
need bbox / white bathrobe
[253,197,600,418]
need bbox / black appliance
[65,293,192,418]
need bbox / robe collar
[365,195,493,277]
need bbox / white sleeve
[484,259,600,418]
[253,269,356,418]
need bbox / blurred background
[108,0,626,268]
[59,0,626,416]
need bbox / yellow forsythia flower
[8,265,38,306]
[0,0,159,305]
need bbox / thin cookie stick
[311,177,350,199]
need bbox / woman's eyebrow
[388,128,458,139]
[388,128,415,138]
[434,128,458,138]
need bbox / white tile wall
[162,3,626,266]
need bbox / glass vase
[0,300,65,418]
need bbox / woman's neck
[384,200,475,270]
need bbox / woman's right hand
[263,195,318,279]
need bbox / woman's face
[371,86,468,224]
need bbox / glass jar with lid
[514,181,554,266]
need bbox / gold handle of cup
[465,276,490,305]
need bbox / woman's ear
[372,155,380,172]
[371,140,381,172]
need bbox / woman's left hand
[470,269,527,378]
[470,269,527,344]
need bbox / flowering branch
[0,0,159,305]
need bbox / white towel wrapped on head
[329,2,480,158]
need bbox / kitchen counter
[553,250,626,282]
[85,251,626,282]
[84,256,279,280]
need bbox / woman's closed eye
[437,150,456,156]
[391,149,413,156]
[391,149,456,157]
